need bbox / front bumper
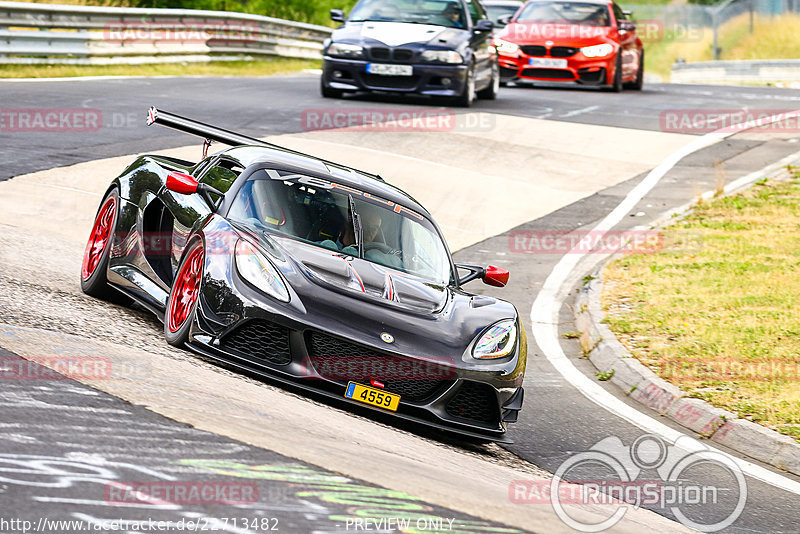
[322,56,469,96]
[183,235,526,442]
[499,52,614,85]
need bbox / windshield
[485,3,521,22]
[228,170,453,284]
[516,1,610,26]
[349,0,468,29]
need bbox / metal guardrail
[672,59,800,84]
[0,1,332,64]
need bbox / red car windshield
[516,1,610,26]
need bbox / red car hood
[497,23,614,46]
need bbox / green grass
[641,13,800,80]
[0,58,320,79]
[603,171,800,441]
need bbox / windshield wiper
[348,194,363,258]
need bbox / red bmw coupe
[492,0,643,91]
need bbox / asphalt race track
[2,73,800,533]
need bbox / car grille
[306,331,453,402]
[370,47,391,60]
[368,47,414,62]
[393,48,413,61]
[520,68,575,80]
[219,320,291,365]
[445,381,499,425]
[361,73,420,90]
[520,45,546,56]
[550,46,578,57]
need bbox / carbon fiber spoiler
[146,106,384,181]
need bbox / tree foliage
[133,0,358,26]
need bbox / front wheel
[624,51,644,91]
[164,239,205,347]
[477,61,500,100]
[607,55,623,93]
[81,187,121,301]
[320,78,343,98]
[452,64,476,107]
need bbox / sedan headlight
[581,43,614,58]
[235,239,290,303]
[473,319,517,359]
[493,39,519,55]
[421,50,463,64]
[327,43,364,58]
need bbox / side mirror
[474,19,494,32]
[497,14,513,26]
[483,265,509,287]
[455,264,509,287]
[166,171,199,195]
[330,9,345,23]
[619,20,636,31]
[166,171,222,211]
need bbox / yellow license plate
[345,381,400,411]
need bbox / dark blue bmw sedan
[321,0,500,107]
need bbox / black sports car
[322,0,500,106]
[81,108,526,441]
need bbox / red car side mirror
[483,265,509,287]
[166,172,199,195]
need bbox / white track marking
[561,106,600,118]
[530,110,800,495]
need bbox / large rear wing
[146,106,384,181]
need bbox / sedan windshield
[349,0,467,29]
[516,1,610,26]
[228,170,453,284]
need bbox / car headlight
[473,319,517,359]
[581,43,614,58]
[235,239,290,303]
[327,43,364,58]
[421,50,463,64]
[493,39,519,55]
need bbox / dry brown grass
[603,172,800,441]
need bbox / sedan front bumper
[322,56,469,96]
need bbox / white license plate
[366,63,413,76]
[528,58,568,69]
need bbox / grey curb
[574,269,800,477]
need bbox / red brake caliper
[168,243,205,333]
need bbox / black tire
[164,238,205,347]
[625,51,644,91]
[320,77,343,98]
[453,63,476,107]
[477,61,500,100]
[81,187,126,303]
[608,54,623,93]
